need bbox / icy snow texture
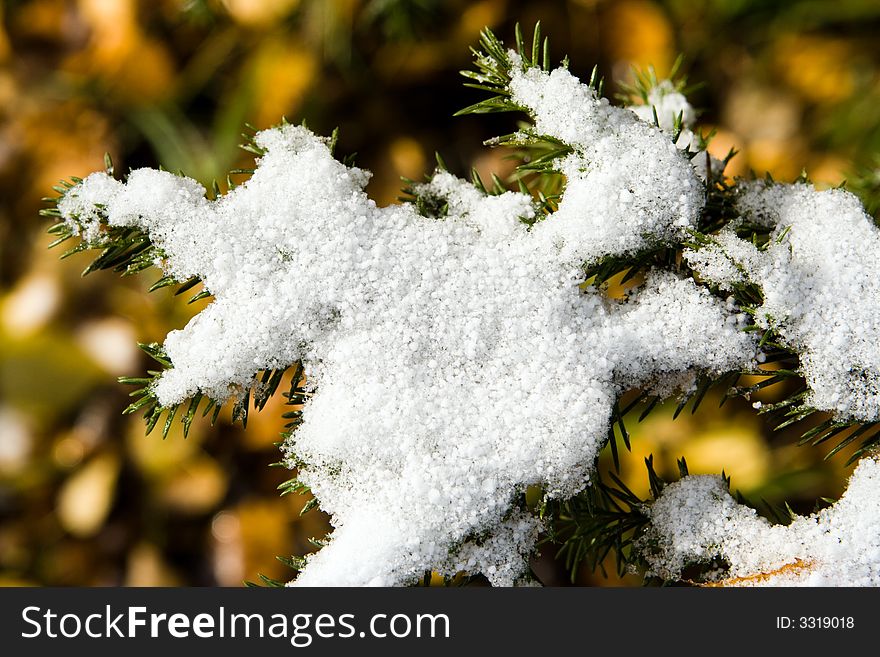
[684,181,880,421]
[629,79,699,155]
[58,64,756,586]
[639,457,880,585]
[627,79,720,180]
[629,80,697,133]
[508,63,704,262]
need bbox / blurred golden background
[1,0,880,586]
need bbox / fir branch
[119,342,299,439]
[244,573,287,588]
[455,23,579,203]
[541,455,684,581]
[47,123,332,442]
[542,453,819,585]
[615,55,688,105]
[45,172,212,306]
[399,176,450,218]
[681,170,880,464]
[119,343,220,438]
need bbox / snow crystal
[685,181,880,421]
[58,65,757,585]
[639,456,880,586]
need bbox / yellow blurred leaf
[126,411,205,477]
[10,0,70,42]
[0,330,105,422]
[746,137,807,181]
[457,0,506,40]
[774,34,856,104]
[56,452,120,537]
[808,155,849,188]
[158,455,228,514]
[0,406,32,474]
[249,38,317,127]
[211,500,294,585]
[1,272,61,337]
[125,542,182,586]
[389,136,427,181]
[75,318,139,375]
[52,434,85,469]
[238,500,291,570]
[0,2,10,62]
[682,428,770,491]
[615,395,767,497]
[76,0,138,55]
[0,576,37,587]
[221,0,301,27]
[724,84,801,141]
[12,101,114,198]
[604,0,674,75]
[64,0,175,105]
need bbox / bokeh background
[1,0,880,586]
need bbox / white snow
[508,62,705,262]
[58,61,756,586]
[58,52,880,586]
[685,181,880,421]
[629,80,697,134]
[639,456,880,586]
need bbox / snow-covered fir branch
[638,456,880,586]
[50,25,880,586]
